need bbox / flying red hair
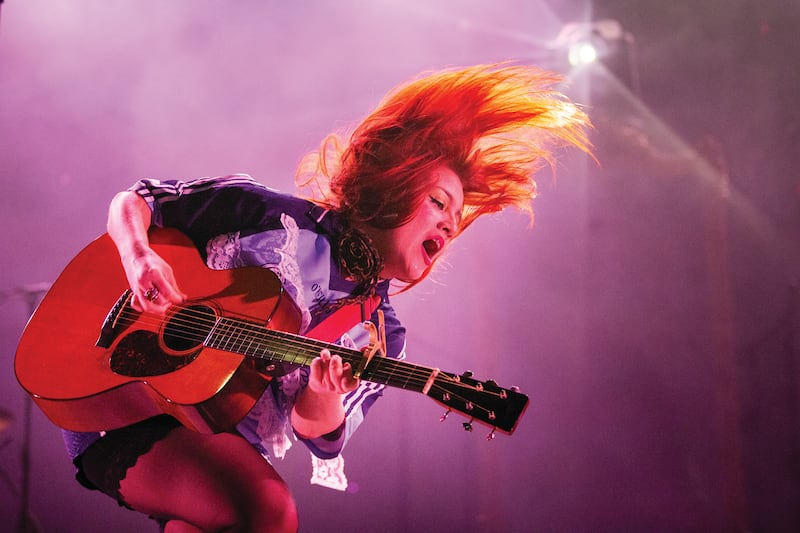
[297,63,591,234]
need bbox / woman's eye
[430,196,445,210]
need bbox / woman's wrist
[291,388,346,439]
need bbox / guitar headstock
[427,370,529,436]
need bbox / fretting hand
[292,349,359,439]
[307,348,359,395]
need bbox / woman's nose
[438,213,454,237]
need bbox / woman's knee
[166,480,297,533]
[119,429,298,532]
[246,480,298,532]
[221,448,299,531]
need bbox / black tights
[76,416,298,532]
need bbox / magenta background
[1,1,799,532]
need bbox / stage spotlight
[568,41,599,66]
[548,18,641,94]
[550,19,624,66]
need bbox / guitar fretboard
[205,316,433,393]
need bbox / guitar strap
[303,294,382,344]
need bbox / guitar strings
[109,303,506,424]
[110,304,436,388]
[114,304,487,395]
[112,304,504,400]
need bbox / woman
[63,64,590,532]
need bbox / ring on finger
[143,287,160,302]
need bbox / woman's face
[366,165,464,282]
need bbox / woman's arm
[107,191,186,312]
[107,190,152,261]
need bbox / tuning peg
[485,379,498,387]
[486,428,496,441]
[461,370,473,378]
[440,408,451,422]
[510,386,520,393]
[462,419,474,432]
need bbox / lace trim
[248,368,308,461]
[310,454,348,491]
[276,214,311,330]
[206,232,240,269]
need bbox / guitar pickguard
[110,330,199,377]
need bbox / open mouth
[422,237,444,264]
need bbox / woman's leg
[118,427,298,533]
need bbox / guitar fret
[227,320,244,353]
[241,323,270,359]
[206,318,223,350]
[262,330,301,365]
[240,328,257,357]
[213,318,233,351]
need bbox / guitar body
[14,228,302,433]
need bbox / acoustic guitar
[15,228,528,437]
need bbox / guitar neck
[205,316,527,434]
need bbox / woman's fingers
[310,350,358,394]
[127,252,186,313]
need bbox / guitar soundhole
[110,305,215,378]
[163,305,216,351]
